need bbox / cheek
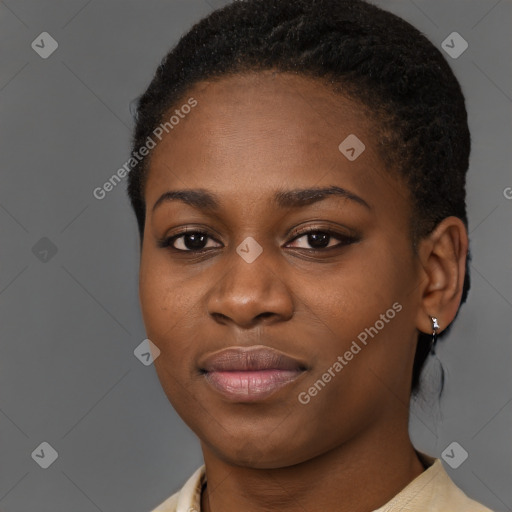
[140,243,191,312]
[139,252,193,349]
[138,250,216,384]
[139,269,171,341]
[298,238,417,379]
[304,245,399,327]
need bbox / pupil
[185,233,207,250]
[308,232,329,248]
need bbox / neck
[200,418,426,512]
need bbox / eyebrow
[151,185,371,213]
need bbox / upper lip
[199,345,307,372]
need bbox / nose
[205,248,294,329]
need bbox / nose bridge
[216,245,275,304]
[206,244,293,327]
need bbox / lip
[199,345,307,402]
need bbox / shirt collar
[162,450,491,512]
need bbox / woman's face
[139,71,424,468]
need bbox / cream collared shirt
[150,453,494,512]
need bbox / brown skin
[138,71,468,512]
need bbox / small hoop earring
[430,316,439,354]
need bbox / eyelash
[157,226,358,254]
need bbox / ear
[414,216,469,336]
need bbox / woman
[127,0,494,510]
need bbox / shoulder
[150,491,179,512]
[149,465,206,512]
[430,459,495,512]
[374,455,496,512]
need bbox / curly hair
[126,0,471,396]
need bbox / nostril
[211,312,230,323]
[256,312,274,320]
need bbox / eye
[157,230,221,252]
[286,228,357,250]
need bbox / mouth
[199,345,308,402]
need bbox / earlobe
[414,216,469,337]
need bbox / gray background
[0,0,510,511]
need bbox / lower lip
[203,369,304,402]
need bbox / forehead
[144,71,408,217]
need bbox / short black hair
[126,0,471,396]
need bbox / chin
[203,434,313,469]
